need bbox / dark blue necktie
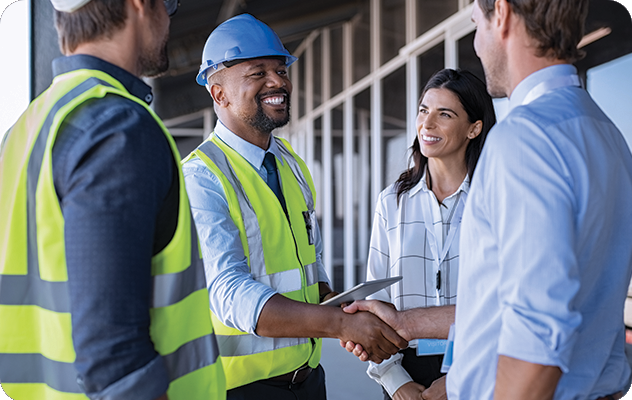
[263,152,287,212]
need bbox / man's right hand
[344,300,413,341]
[393,382,426,400]
[339,309,407,363]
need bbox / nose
[417,111,436,131]
[267,72,287,88]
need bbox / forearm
[256,294,348,338]
[400,305,455,340]
[493,355,562,400]
[256,294,407,363]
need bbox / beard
[481,49,509,99]
[246,89,291,134]
[140,35,169,78]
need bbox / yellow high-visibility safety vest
[185,134,322,390]
[0,68,226,400]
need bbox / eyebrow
[419,104,459,116]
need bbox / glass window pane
[330,26,344,97]
[382,66,408,190]
[295,59,306,118]
[332,105,344,290]
[417,0,458,37]
[381,0,406,65]
[313,35,322,109]
[354,88,372,276]
[353,1,371,83]
[588,52,632,149]
[457,31,485,83]
[418,42,445,94]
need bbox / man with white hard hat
[182,13,407,400]
[0,0,226,399]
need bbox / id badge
[302,210,317,245]
[440,324,456,373]
[416,339,448,356]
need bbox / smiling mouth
[422,135,441,142]
[262,95,286,105]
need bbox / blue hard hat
[196,14,298,86]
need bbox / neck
[504,31,567,98]
[218,112,272,150]
[70,29,141,77]
[427,157,467,203]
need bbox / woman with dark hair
[365,68,495,400]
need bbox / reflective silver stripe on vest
[216,334,310,357]
[163,333,221,381]
[196,140,267,278]
[303,262,319,288]
[256,262,318,293]
[274,138,314,211]
[0,353,82,393]
[152,217,206,308]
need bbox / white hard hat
[50,0,92,12]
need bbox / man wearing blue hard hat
[183,13,407,400]
[0,0,226,399]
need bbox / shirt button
[145,93,153,103]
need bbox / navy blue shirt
[51,55,177,400]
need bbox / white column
[358,110,371,270]
[343,21,355,289]
[305,41,315,170]
[370,0,383,213]
[321,28,334,281]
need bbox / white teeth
[263,96,284,105]
[423,135,441,142]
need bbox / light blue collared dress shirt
[183,121,329,335]
[447,65,632,399]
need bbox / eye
[441,112,452,118]
[278,70,288,76]
[418,108,428,114]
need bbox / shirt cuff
[316,263,330,286]
[83,355,169,400]
[366,356,413,397]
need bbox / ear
[494,0,512,39]
[468,121,483,139]
[209,83,229,108]
[128,0,146,16]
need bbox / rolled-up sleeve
[183,158,277,334]
[491,116,581,372]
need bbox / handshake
[336,299,455,364]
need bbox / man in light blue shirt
[343,0,632,399]
[449,0,632,398]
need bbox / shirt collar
[409,168,470,198]
[508,64,578,112]
[214,120,285,170]
[52,54,154,105]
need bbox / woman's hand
[393,382,426,400]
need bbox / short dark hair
[395,69,496,203]
[478,0,588,63]
[54,0,156,54]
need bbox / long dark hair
[395,68,495,203]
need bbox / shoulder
[53,93,174,195]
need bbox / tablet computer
[320,276,402,307]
